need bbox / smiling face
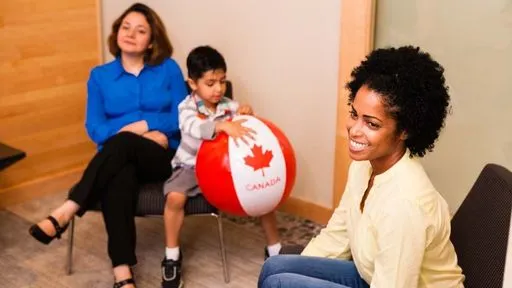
[346,85,407,173]
[116,11,152,56]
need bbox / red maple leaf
[243,144,273,176]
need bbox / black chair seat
[279,244,305,255]
[79,183,218,217]
[135,183,218,216]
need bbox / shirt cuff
[199,121,216,140]
[145,114,157,131]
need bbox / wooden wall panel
[0,0,100,206]
[332,0,376,207]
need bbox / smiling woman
[346,86,407,175]
[258,46,464,288]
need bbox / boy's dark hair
[346,46,451,158]
[108,3,173,65]
[186,46,227,80]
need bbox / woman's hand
[142,131,168,148]
[236,104,254,115]
[216,119,256,146]
[119,120,149,135]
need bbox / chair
[65,81,234,283]
[450,163,512,288]
[279,164,512,288]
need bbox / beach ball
[196,115,296,217]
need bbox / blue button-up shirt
[85,57,187,150]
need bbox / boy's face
[189,69,227,109]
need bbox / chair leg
[215,213,230,283]
[65,216,75,275]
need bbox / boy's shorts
[163,166,202,197]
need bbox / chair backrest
[450,164,512,288]
[184,80,233,99]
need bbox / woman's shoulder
[388,157,450,216]
[89,58,122,77]
[147,58,183,78]
[393,156,434,191]
[159,57,181,70]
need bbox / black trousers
[68,132,174,267]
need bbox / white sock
[267,242,282,257]
[165,246,180,261]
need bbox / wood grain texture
[332,0,376,207]
[0,0,99,204]
[280,196,333,225]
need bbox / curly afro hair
[346,46,450,157]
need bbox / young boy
[161,46,282,288]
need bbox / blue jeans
[258,255,370,288]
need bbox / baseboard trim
[0,166,84,208]
[0,167,335,226]
[279,196,333,225]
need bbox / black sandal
[28,215,69,245]
[113,278,135,288]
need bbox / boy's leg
[162,191,186,288]
[161,166,198,288]
[164,191,187,256]
[260,211,282,256]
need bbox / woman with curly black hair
[258,46,464,288]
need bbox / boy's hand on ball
[236,104,254,115]
[216,120,256,146]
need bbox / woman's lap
[262,273,353,288]
[70,132,174,214]
[258,255,369,288]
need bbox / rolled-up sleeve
[301,187,352,260]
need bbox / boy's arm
[179,102,217,140]
[228,99,256,116]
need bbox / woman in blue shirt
[29,3,187,287]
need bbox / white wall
[375,0,512,213]
[101,1,341,207]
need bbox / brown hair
[107,3,173,65]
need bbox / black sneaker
[161,254,183,288]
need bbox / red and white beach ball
[196,115,296,217]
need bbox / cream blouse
[302,152,465,288]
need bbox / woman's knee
[102,131,140,151]
[259,255,297,283]
[260,273,297,288]
[103,165,137,200]
[165,192,187,211]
